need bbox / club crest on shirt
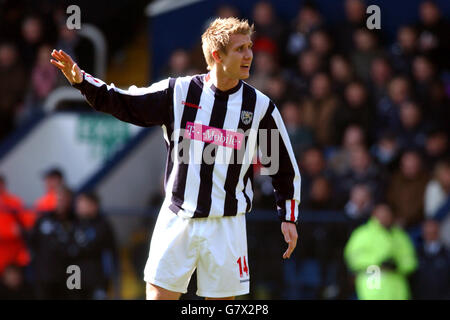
[241,110,253,125]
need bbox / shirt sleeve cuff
[277,199,299,224]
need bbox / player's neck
[209,67,239,92]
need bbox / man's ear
[212,50,222,64]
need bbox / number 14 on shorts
[236,256,249,278]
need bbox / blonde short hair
[201,17,254,71]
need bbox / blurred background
[0,0,449,300]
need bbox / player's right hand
[50,49,83,84]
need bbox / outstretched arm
[50,49,174,127]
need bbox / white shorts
[143,205,250,298]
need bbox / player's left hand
[281,222,298,259]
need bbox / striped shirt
[73,72,301,223]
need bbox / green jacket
[344,218,418,300]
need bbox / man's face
[219,33,253,80]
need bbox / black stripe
[261,102,296,209]
[193,92,229,218]
[223,84,256,216]
[243,165,253,212]
[164,78,176,191]
[170,75,203,212]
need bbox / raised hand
[50,49,83,84]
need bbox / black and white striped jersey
[73,72,301,223]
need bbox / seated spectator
[280,100,314,156]
[412,55,438,105]
[424,159,450,248]
[21,44,58,120]
[0,42,26,142]
[71,192,117,300]
[303,175,337,211]
[416,0,450,71]
[19,14,46,72]
[285,2,323,67]
[423,128,449,170]
[0,264,34,300]
[350,28,384,83]
[309,28,334,62]
[368,56,393,108]
[0,175,36,275]
[389,25,418,75]
[247,49,278,92]
[29,185,75,299]
[344,204,417,300]
[328,124,366,176]
[332,80,373,146]
[333,0,367,54]
[287,49,322,96]
[251,1,285,59]
[425,79,450,137]
[344,184,373,226]
[161,48,195,79]
[335,145,384,206]
[375,76,411,140]
[329,54,355,95]
[370,130,400,173]
[411,220,450,299]
[387,150,430,228]
[396,100,427,151]
[298,146,328,206]
[301,72,340,148]
[34,167,65,215]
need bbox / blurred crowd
[0,169,118,299]
[0,0,449,300]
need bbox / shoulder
[173,74,206,88]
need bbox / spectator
[0,175,36,275]
[411,220,450,299]
[333,0,367,54]
[396,100,427,151]
[303,175,337,211]
[246,50,278,92]
[350,28,384,83]
[285,2,323,67]
[19,15,46,71]
[368,56,393,108]
[416,0,450,71]
[426,79,450,137]
[161,48,194,79]
[387,150,430,228]
[370,130,400,173]
[34,167,65,215]
[29,185,75,299]
[335,145,384,206]
[251,1,285,60]
[329,54,354,95]
[71,192,117,299]
[332,80,373,146]
[344,184,373,227]
[0,264,34,300]
[423,128,449,170]
[412,55,437,105]
[309,28,334,62]
[301,72,340,147]
[389,25,419,75]
[0,42,27,141]
[424,159,450,248]
[280,100,314,156]
[287,49,322,95]
[328,124,366,176]
[375,76,411,139]
[344,204,417,300]
[298,146,328,206]
[21,44,58,121]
